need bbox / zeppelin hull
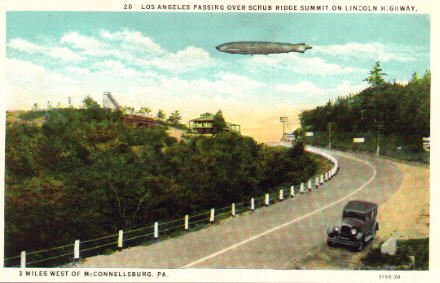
[216,41,312,55]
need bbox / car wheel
[327,240,334,247]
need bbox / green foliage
[82,96,100,109]
[212,110,227,134]
[5,106,317,261]
[139,107,152,115]
[167,110,182,125]
[157,109,167,120]
[364,61,387,88]
[19,110,46,121]
[300,69,430,161]
[398,238,429,270]
[122,106,135,114]
[361,238,428,270]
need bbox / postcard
[0,0,438,282]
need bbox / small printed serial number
[379,274,400,280]
[124,4,133,9]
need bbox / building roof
[343,200,377,213]
[123,114,155,122]
[189,112,215,122]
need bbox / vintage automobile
[327,200,379,251]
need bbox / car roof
[343,200,377,213]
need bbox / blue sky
[5,12,430,141]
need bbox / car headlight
[334,227,340,232]
[351,228,357,235]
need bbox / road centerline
[183,152,377,268]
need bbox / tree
[139,107,152,116]
[82,96,100,109]
[364,61,387,88]
[168,110,182,125]
[122,106,135,114]
[212,110,227,134]
[157,109,167,120]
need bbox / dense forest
[5,98,318,260]
[299,62,430,161]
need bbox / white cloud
[152,72,263,99]
[8,38,84,62]
[100,30,164,57]
[139,46,218,74]
[276,81,325,96]
[246,53,366,75]
[292,56,366,75]
[61,32,108,52]
[93,60,145,81]
[67,66,92,76]
[11,30,218,74]
[312,42,423,62]
[6,58,86,108]
[334,80,369,95]
[100,30,218,73]
[47,47,84,62]
[119,30,163,54]
[8,38,43,53]
[214,72,263,91]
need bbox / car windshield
[343,210,366,221]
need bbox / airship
[216,41,312,55]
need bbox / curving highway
[79,148,402,269]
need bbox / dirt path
[166,127,186,141]
[376,161,429,240]
[289,158,429,269]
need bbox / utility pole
[376,132,380,156]
[280,117,288,141]
[328,122,332,149]
[376,123,384,157]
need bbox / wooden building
[122,114,156,128]
[189,112,240,134]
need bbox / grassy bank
[361,238,428,270]
[303,132,429,163]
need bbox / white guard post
[118,230,123,250]
[184,215,189,231]
[251,198,255,211]
[20,251,26,268]
[154,222,159,239]
[74,240,80,262]
[307,179,313,191]
[210,208,215,223]
[265,193,270,206]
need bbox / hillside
[299,65,430,162]
[5,99,319,266]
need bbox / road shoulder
[290,159,429,269]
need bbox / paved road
[80,149,402,269]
